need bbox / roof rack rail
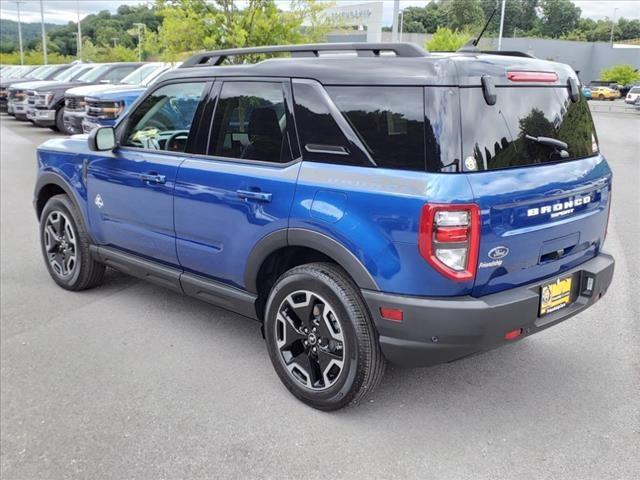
[180,42,429,68]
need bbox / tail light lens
[418,204,480,281]
[507,71,558,83]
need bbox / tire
[54,107,66,133]
[264,262,385,410]
[598,94,605,100]
[39,194,105,291]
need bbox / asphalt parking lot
[1,111,639,479]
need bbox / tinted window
[327,86,425,171]
[123,82,206,152]
[208,81,290,162]
[424,87,462,173]
[460,87,598,171]
[292,81,369,166]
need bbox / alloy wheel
[43,210,77,278]
[275,290,345,391]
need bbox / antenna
[473,6,498,47]
[457,6,498,52]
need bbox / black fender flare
[244,228,379,294]
[33,172,96,240]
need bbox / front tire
[264,263,385,410]
[39,194,105,291]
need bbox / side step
[90,246,258,320]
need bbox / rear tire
[39,194,105,291]
[264,262,385,410]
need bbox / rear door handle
[236,189,272,202]
[140,173,166,184]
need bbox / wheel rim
[275,290,345,391]
[43,210,78,279]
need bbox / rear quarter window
[327,86,425,171]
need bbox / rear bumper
[363,253,614,367]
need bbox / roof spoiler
[180,42,429,68]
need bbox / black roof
[159,43,575,87]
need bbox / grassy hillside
[0,19,64,53]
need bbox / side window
[122,82,206,152]
[208,81,290,162]
[292,81,369,166]
[326,86,426,171]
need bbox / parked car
[63,62,173,134]
[33,43,614,410]
[590,86,619,101]
[582,85,592,100]
[0,65,44,111]
[27,62,143,132]
[7,63,80,119]
[624,86,640,104]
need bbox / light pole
[76,0,82,58]
[497,0,507,51]
[391,0,400,42]
[13,1,26,65]
[610,8,619,45]
[39,0,47,64]
[133,23,145,61]
[399,10,404,42]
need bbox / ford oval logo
[488,246,509,260]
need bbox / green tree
[426,27,472,52]
[539,0,581,38]
[402,2,446,33]
[447,0,485,31]
[157,0,330,61]
[600,64,640,85]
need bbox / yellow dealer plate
[539,276,573,316]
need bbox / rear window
[327,86,425,171]
[630,87,640,94]
[460,87,598,172]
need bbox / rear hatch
[457,59,612,296]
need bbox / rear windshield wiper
[525,135,570,159]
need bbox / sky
[1,0,639,25]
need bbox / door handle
[140,173,166,184]
[236,189,272,202]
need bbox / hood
[66,83,123,97]
[1,78,35,88]
[8,80,54,91]
[88,86,146,101]
[32,81,95,93]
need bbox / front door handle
[236,189,272,202]
[140,173,166,184]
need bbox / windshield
[76,64,110,82]
[31,65,57,80]
[120,64,164,86]
[25,66,49,79]
[53,64,82,82]
[460,87,598,172]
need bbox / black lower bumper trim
[363,253,615,367]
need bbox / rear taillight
[507,71,558,83]
[418,204,480,281]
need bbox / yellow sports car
[590,87,620,101]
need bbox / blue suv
[33,44,614,410]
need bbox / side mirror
[88,126,116,151]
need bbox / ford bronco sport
[34,43,614,410]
